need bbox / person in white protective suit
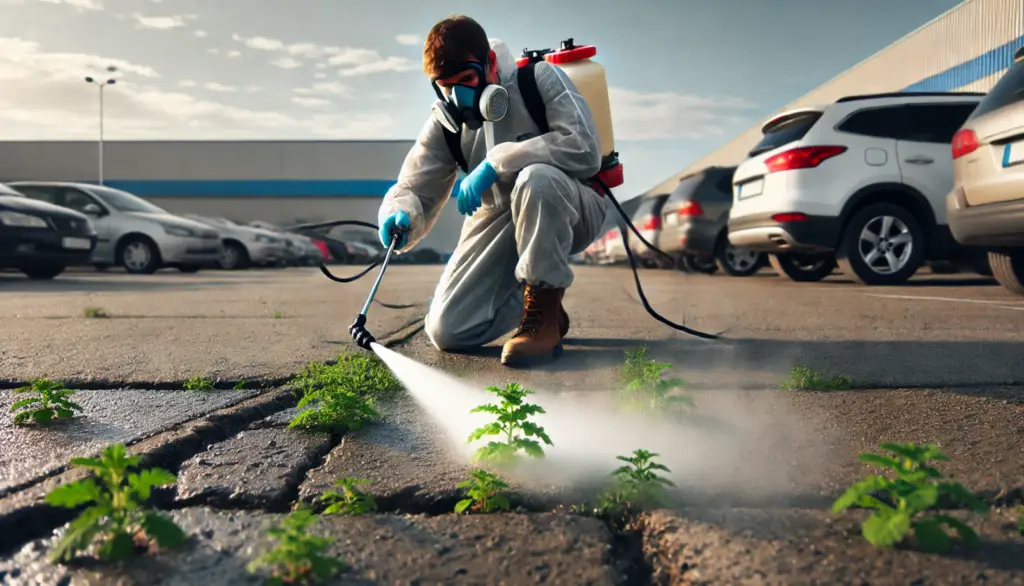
[377,15,608,366]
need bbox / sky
[1,0,965,197]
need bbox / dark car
[656,166,765,276]
[628,193,672,269]
[0,183,96,280]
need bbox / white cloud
[608,87,757,141]
[395,34,420,46]
[293,82,350,98]
[193,30,208,38]
[0,37,400,140]
[244,85,261,93]
[132,13,186,29]
[206,48,219,56]
[270,56,302,69]
[226,50,241,59]
[203,82,236,93]
[313,72,327,80]
[292,96,331,108]
[231,33,283,52]
[36,0,103,11]
[336,56,416,77]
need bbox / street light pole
[85,65,118,186]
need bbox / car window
[749,112,823,157]
[713,168,737,197]
[14,186,59,204]
[836,106,912,139]
[633,195,667,217]
[969,60,1024,120]
[60,188,99,213]
[666,174,704,202]
[0,184,23,196]
[86,185,166,213]
[902,103,978,143]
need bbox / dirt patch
[175,427,335,511]
[0,507,628,585]
[640,507,1024,585]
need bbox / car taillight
[764,146,847,173]
[676,200,704,217]
[952,128,980,159]
[641,216,661,231]
[771,212,808,222]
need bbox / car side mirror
[82,203,102,216]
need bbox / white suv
[727,92,984,285]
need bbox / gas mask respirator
[431,61,509,133]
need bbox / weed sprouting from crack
[287,353,400,433]
[233,379,248,390]
[780,366,854,391]
[1016,505,1024,536]
[597,449,675,515]
[318,478,376,516]
[619,346,695,417]
[83,307,109,318]
[45,443,186,563]
[455,469,511,514]
[10,379,84,426]
[832,442,988,553]
[467,382,552,464]
[247,508,346,585]
[184,377,214,393]
[273,312,283,319]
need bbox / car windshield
[749,111,823,157]
[88,185,166,213]
[968,59,1024,120]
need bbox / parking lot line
[861,292,1024,311]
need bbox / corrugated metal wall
[0,140,413,182]
[642,0,1024,198]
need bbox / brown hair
[422,15,489,80]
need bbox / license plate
[665,214,678,226]
[737,178,764,199]
[62,237,91,250]
[1003,141,1024,167]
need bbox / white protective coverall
[378,39,609,351]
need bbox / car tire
[769,253,835,282]
[94,263,111,272]
[117,235,161,274]
[178,265,200,273]
[219,241,251,270]
[20,263,65,280]
[988,249,1024,295]
[837,202,925,286]
[682,254,718,275]
[715,236,763,277]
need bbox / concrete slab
[0,388,263,494]
[641,507,1024,585]
[0,508,627,586]
[175,427,335,511]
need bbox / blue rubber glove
[456,160,498,216]
[379,210,410,248]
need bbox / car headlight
[0,211,48,228]
[254,234,272,243]
[161,224,196,237]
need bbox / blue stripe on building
[902,34,1024,92]
[99,178,464,198]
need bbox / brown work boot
[559,304,569,339]
[501,284,565,367]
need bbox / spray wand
[348,223,408,350]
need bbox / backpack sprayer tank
[517,38,624,189]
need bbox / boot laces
[514,287,544,336]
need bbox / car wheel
[715,237,763,277]
[178,265,200,273]
[20,263,65,280]
[988,249,1024,295]
[219,242,251,270]
[769,253,835,282]
[117,236,161,274]
[838,202,925,286]
[682,254,718,275]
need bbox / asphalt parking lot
[0,264,1022,584]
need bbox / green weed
[318,478,376,516]
[780,366,854,391]
[45,443,186,563]
[184,377,214,392]
[832,442,987,553]
[619,347,695,415]
[466,382,553,464]
[247,508,345,585]
[10,379,83,426]
[83,307,109,318]
[455,469,511,514]
[287,353,400,432]
[233,379,248,390]
[598,449,675,513]
[1017,505,1024,536]
[273,312,282,319]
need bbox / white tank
[532,39,623,188]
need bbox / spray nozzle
[350,313,376,350]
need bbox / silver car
[182,215,288,270]
[11,181,222,274]
[249,221,323,266]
